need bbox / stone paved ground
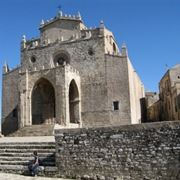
[0,173,72,180]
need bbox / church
[2,11,145,135]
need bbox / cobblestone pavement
[0,173,71,180]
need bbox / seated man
[28,151,39,176]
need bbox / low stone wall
[55,121,180,180]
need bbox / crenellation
[99,20,105,29]
[40,11,83,30]
[40,19,45,26]
[23,28,104,52]
[77,12,81,20]
[57,10,63,17]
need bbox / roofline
[39,17,83,30]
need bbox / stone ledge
[55,120,180,134]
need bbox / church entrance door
[69,80,80,123]
[31,78,55,125]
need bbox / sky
[0,0,180,114]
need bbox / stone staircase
[0,137,58,177]
[8,124,55,137]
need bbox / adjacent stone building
[159,64,180,121]
[144,64,180,122]
[142,92,160,122]
[1,11,145,135]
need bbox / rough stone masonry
[55,121,180,180]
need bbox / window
[175,98,177,112]
[54,52,70,66]
[113,42,116,53]
[178,94,180,109]
[12,108,17,118]
[113,101,119,110]
[31,56,36,63]
[88,47,94,56]
[57,57,66,65]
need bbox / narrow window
[113,101,119,110]
[178,95,180,109]
[168,101,170,110]
[175,98,177,112]
[113,42,116,53]
[12,109,17,118]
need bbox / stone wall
[55,121,180,180]
[127,59,145,124]
[2,68,19,135]
[18,65,81,128]
[105,55,131,125]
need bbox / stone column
[18,69,31,128]
[55,67,66,126]
[19,92,25,128]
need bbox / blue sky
[0,0,180,102]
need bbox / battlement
[21,28,103,51]
[18,63,80,77]
[39,11,82,29]
[65,64,80,75]
[20,11,110,51]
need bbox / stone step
[0,165,58,177]
[0,145,55,149]
[0,152,55,157]
[0,136,58,177]
[0,142,55,145]
[0,148,55,153]
[0,160,56,166]
[8,125,55,137]
[0,156,55,162]
[0,136,55,143]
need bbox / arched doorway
[31,78,55,125]
[69,80,80,123]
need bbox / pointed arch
[31,78,55,124]
[69,79,80,123]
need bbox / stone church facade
[2,11,145,135]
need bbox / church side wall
[55,121,180,179]
[105,55,131,125]
[127,58,145,124]
[2,68,19,135]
